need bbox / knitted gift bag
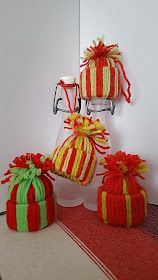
[51,113,109,186]
[1,153,56,232]
[97,151,148,227]
[80,37,131,103]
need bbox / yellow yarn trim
[123,178,132,226]
[137,162,148,174]
[114,68,119,98]
[55,147,67,171]
[103,67,110,98]
[79,153,91,181]
[108,57,115,67]
[102,191,107,223]
[64,135,75,148]
[71,149,83,178]
[83,136,92,154]
[82,70,87,99]
[141,190,148,217]
[89,60,95,67]
[66,113,106,139]
[90,66,96,98]
[62,148,72,173]
[74,136,83,150]
[100,158,107,165]
[122,177,129,195]
[51,147,59,162]
[125,195,132,227]
[84,156,96,185]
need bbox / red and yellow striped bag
[51,113,109,186]
[97,151,148,227]
[80,37,131,103]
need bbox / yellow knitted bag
[51,113,109,186]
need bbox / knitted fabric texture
[80,37,131,103]
[97,151,148,227]
[51,113,109,186]
[1,153,56,232]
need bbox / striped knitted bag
[80,37,131,103]
[51,113,109,186]
[97,151,148,227]
[1,153,56,232]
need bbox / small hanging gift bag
[51,113,109,186]
[1,153,56,232]
[80,37,131,103]
[97,151,148,227]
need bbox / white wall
[80,0,158,204]
[0,0,79,212]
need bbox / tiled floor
[0,215,107,280]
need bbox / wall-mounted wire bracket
[85,98,115,115]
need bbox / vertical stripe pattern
[90,67,96,98]
[96,67,103,97]
[98,183,147,227]
[28,203,40,231]
[6,175,56,232]
[16,204,28,232]
[86,67,91,98]
[125,195,132,227]
[109,67,116,98]
[103,67,110,98]
[101,191,107,223]
[52,134,96,186]
[80,66,120,99]
[39,200,48,229]
[141,190,148,217]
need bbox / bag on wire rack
[80,37,131,103]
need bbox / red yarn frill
[80,41,120,67]
[98,151,148,184]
